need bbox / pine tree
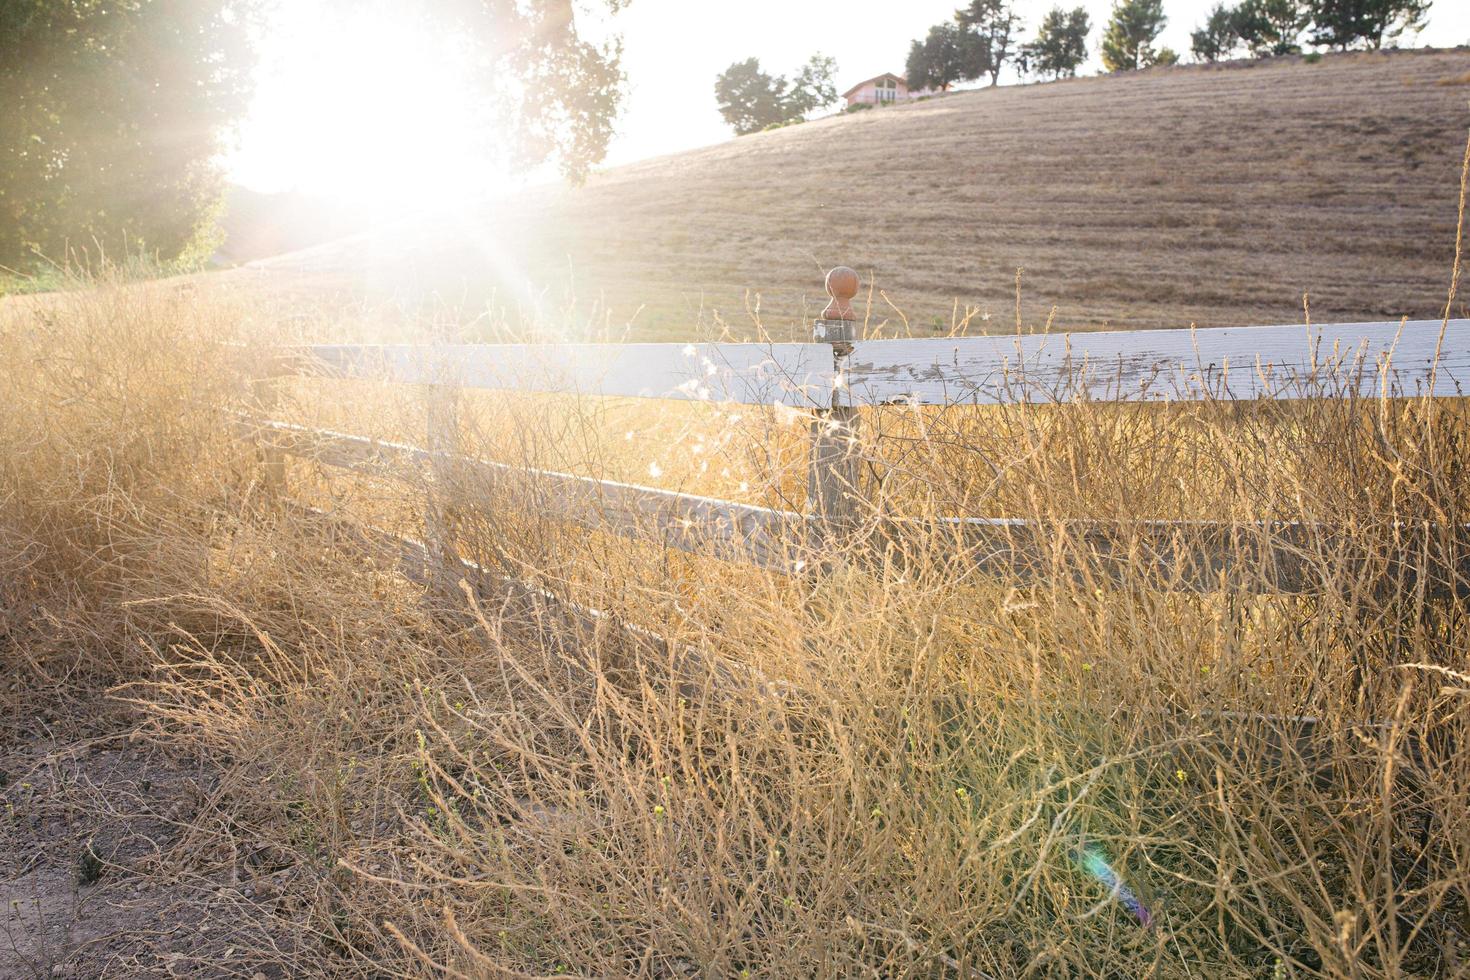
[956,0,1023,85]
[1191,3,1243,61]
[1022,7,1093,80]
[1101,0,1169,71]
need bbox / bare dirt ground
[0,704,314,978]
[216,48,1470,341]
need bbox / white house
[841,72,936,109]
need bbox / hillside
[214,186,373,266]
[219,48,1470,340]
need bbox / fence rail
[257,321,1466,407]
[237,418,801,571]
[240,267,1469,599]
[844,318,1465,405]
[257,342,835,407]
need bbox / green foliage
[714,59,786,136]
[905,22,987,92]
[1236,0,1308,55]
[955,0,1023,85]
[1305,0,1432,49]
[1191,3,1244,61]
[0,0,258,274]
[0,267,71,298]
[1022,6,1092,80]
[714,55,838,136]
[0,0,631,276]
[1101,0,1169,71]
[78,840,104,885]
[790,55,840,117]
[419,1,628,183]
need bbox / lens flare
[1071,840,1152,928]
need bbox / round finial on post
[821,266,859,321]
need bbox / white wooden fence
[240,267,1469,600]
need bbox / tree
[0,0,631,274]
[1306,0,1432,49]
[714,55,839,135]
[411,0,628,182]
[0,0,257,272]
[1236,0,1308,55]
[1191,3,1244,61]
[906,22,987,92]
[714,59,786,135]
[1101,0,1169,71]
[1022,7,1092,80]
[788,56,840,117]
[955,0,1023,86]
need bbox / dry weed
[2,259,1469,977]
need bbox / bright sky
[226,0,1470,206]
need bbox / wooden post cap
[821,266,859,321]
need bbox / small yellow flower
[1175,769,1188,782]
[653,804,665,818]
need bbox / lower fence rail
[280,500,792,704]
[238,416,1469,598]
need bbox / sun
[227,2,502,214]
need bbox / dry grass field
[4,256,1470,977]
[4,47,1470,979]
[216,48,1470,341]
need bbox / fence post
[424,353,461,588]
[808,266,863,525]
[250,351,286,496]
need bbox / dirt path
[0,710,313,978]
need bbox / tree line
[1189,0,1430,61]
[713,57,840,136]
[904,0,1433,88]
[715,0,1433,138]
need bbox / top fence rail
[259,318,1467,407]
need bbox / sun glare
[228,3,499,213]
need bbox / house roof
[841,73,906,100]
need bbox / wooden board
[888,517,1466,598]
[844,319,1470,405]
[283,502,791,701]
[242,419,806,571]
[258,320,1466,408]
[286,342,837,408]
[237,418,1468,597]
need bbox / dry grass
[206,48,1470,342]
[3,255,1469,977]
[2,115,1469,975]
